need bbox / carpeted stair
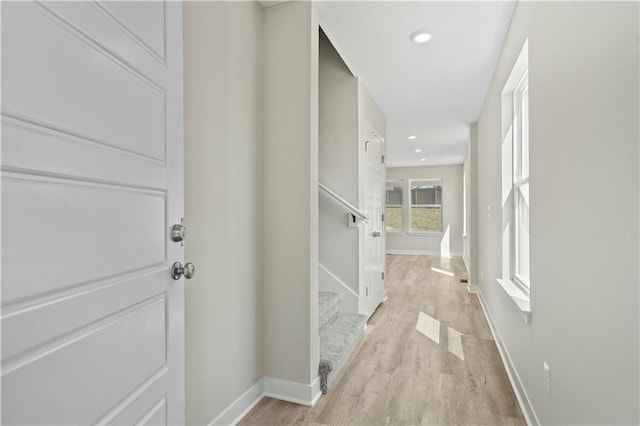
[318,291,367,394]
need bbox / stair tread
[318,312,367,394]
[319,312,367,363]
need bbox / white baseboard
[474,289,540,426]
[263,376,322,407]
[210,378,265,426]
[209,376,322,426]
[386,249,463,258]
[462,255,470,275]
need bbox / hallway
[239,255,525,425]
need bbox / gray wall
[183,2,263,424]
[319,29,359,206]
[463,123,479,283]
[386,165,464,256]
[262,1,320,385]
[318,29,359,300]
[318,30,387,314]
[474,2,639,424]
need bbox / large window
[512,72,530,288]
[409,179,443,233]
[385,180,403,232]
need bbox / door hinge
[366,287,369,296]
[381,155,385,164]
[381,272,385,280]
[381,213,385,222]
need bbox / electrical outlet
[543,362,551,395]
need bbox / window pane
[385,181,403,232]
[385,206,402,231]
[521,85,529,179]
[411,206,442,232]
[515,182,530,285]
[409,179,443,232]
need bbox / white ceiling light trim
[410,29,432,43]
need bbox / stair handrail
[318,182,369,221]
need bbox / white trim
[474,288,540,426]
[466,284,480,294]
[386,249,463,258]
[497,278,531,323]
[210,379,265,426]
[462,255,471,283]
[263,376,322,407]
[319,264,358,299]
[319,264,359,314]
[208,376,322,425]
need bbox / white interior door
[363,137,385,318]
[1,2,184,424]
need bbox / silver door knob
[372,231,381,237]
[172,262,196,280]
[171,224,187,242]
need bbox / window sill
[496,278,531,324]
[407,231,443,236]
[385,231,403,235]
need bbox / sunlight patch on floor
[431,267,455,277]
[416,311,440,344]
[447,326,465,360]
[416,312,465,360]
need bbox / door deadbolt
[372,231,381,237]
[172,262,195,280]
[171,224,187,242]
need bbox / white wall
[386,165,464,257]
[318,29,359,306]
[464,123,479,285]
[319,29,359,206]
[262,1,320,385]
[183,2,263,424]
[463,142,471,269]
[474,2,639,424]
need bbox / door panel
[2,174,165,303]
[97,0,166,60]
[3,298,166,425]
[363,138,385,318]
[1,1,184,424]
[2,2,166,161]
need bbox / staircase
[318,291,367,394]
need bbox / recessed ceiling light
[410,30,432,44]
[419,158,426,161]
[407,135,417,140]
[414,149,422,153]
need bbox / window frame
[385,180,404,233]
[408,178,444,234]
[511,70,530,292]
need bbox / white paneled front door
[1,2,184,424]
[363,136,385,318]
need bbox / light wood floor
[239,255,525,425]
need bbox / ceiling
[318,1,516,168]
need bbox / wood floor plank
[238,255,525,426]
